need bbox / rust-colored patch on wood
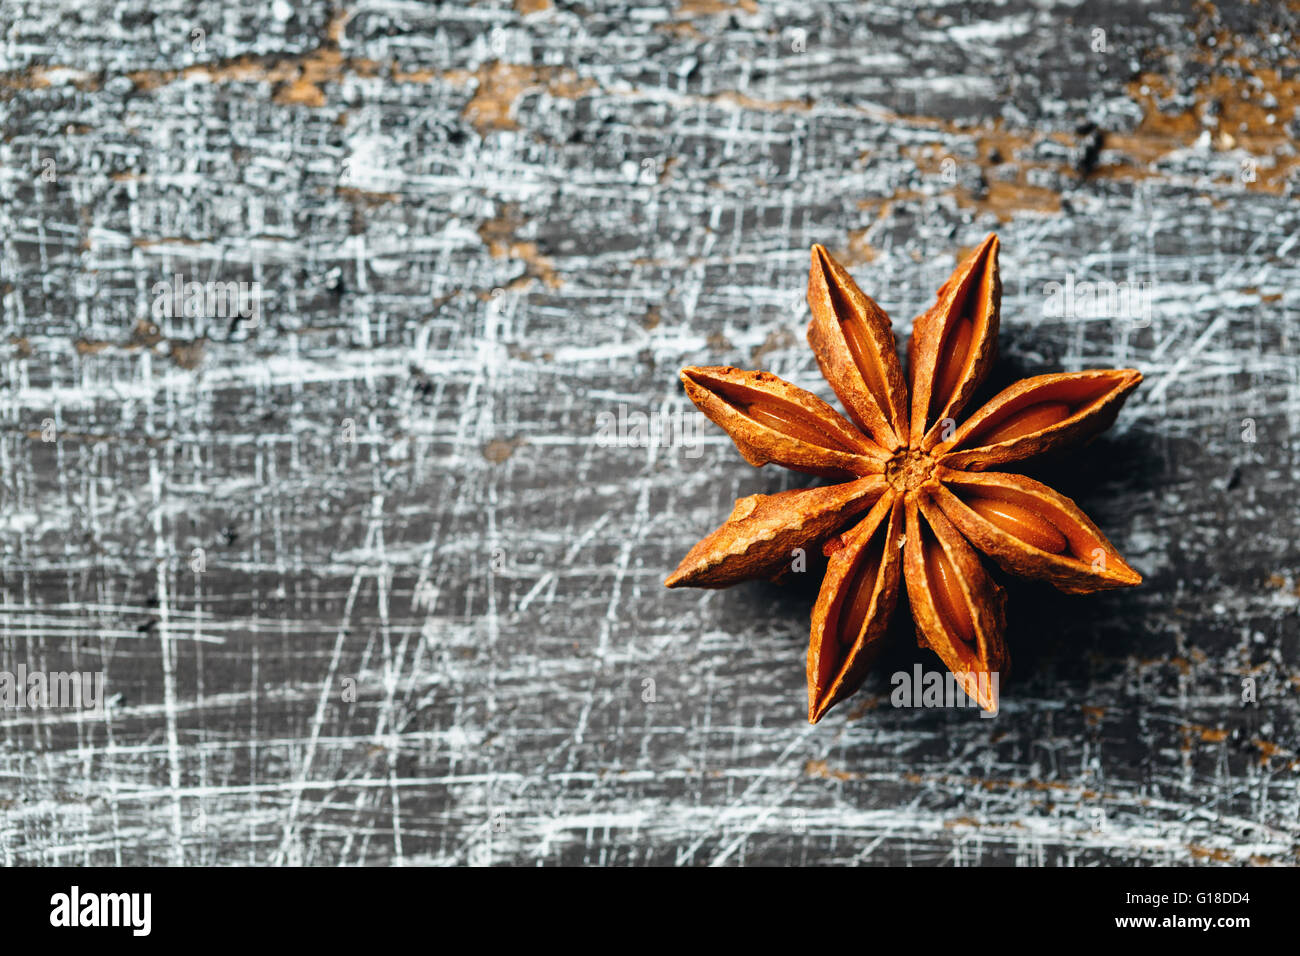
[903,126,1063,222]
[392,66,439,83]
[1242,288,1284,304]
[844,229,880,265]
[124,50,381,103]
[123,68,172,92]
[713,90,812,113]
[880,44,1295,218]
[168,339,205,370]
[515,0,552,13]
[944,816,1004,829]
[1102,57,1300,194]
[268,10,379,107]
[23,428,167,446]
[958,179,1061,221]
[126,319,164,349]
[73,320,206,369]
[132,236,207,248]
[1253,738,1286,764]
[0,65,100,91]
[116,10,380,108]
[478,204,562,289]
[336,186,401,205]
[654,20,707,40]
[979,9,1299,197]
[448,62,595,135]
[676,0,759,14]
[804,759,855,781]
[482,437,523,463]
[1187,845,1236,863]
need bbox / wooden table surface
[0,0,1297,865]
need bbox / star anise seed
[666,235,1142,722]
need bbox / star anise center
[885,446,937,495]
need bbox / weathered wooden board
[0,0,1297,865]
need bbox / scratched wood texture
[0,0,1297,866]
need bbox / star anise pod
[666,235,1142,722]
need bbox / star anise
[666,235,1142,722]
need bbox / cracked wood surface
[0,0,1298,865]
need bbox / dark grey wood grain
[0,0,1297,865]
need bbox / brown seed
[923,535,975,643]
[839,309,891,420]
[966,495,1068,554]
[836,544,883,651]
[742,399,858,453]
[977,401,1071,445]
[930,316,973,419]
